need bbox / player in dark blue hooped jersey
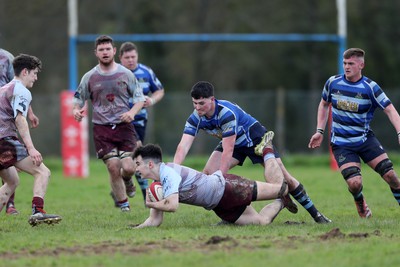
[174,81,331,224]
[309,48,400,218]
[118,42,165,203]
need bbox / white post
[68,0,78,37]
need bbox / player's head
[13,54,42,76]
[13,54,42,88]
[343,48,365,81]
[94,35,114,49]
[343,48,365,61]
[119,42,138,70]
[94,35,116,65]
[133,144,162,164]
[191,81,215,100]
[119,42,138,57]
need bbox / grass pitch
[0,154,399,267]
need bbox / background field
[1,154,400,267]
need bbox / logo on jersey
[207,129,223,139]
[106,94,115,102]
[337,99,359,112]
[17,96,28,112]
[338,154,346,163]
[355,93,363,99]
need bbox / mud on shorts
[93,123,139,159]
[0,136,29,170]
[213,174,257,223]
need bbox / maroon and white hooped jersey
[0,80,32,139]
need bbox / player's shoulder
[360,76,380,91]
[327,74,342,82]
[83,66,98,78]
[136,63,156,77]
[217,99,240,113]
[13,80,31,96]
[117,63,134,74]
[0,49,14,61]
[137,63,153,72]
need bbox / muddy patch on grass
[0,230,386,260]
[319,228,381,240]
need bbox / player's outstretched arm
[135,208,164,228]
[173,134,195,164]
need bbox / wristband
[397,131,400,137]
[149,98,155,105]
[317,128,324,135]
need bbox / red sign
[60,91,89,177]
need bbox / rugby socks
[118,198,130,208]
[290,183,319,218]
[390,187,400,205]
[32,196,44,214]
[7,192,15,206]
[135,173,148,201]
[263,148,276,162]
[350,186,364,202]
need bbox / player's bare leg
[0,168,19,213]
[256,131,298,213]
[235,200,284,225]
[15,157,62,226]
[106,158,130,212]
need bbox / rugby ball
[148,181,163,202]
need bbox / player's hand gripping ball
[148,181,163,202]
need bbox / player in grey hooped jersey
[73,35,145,212]
[0,48,14,85]
[132,143,291,228]
[0,54,61,226]
[0,48,40,215]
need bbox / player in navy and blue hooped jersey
[174,81,331,224]
[119,42,165,202]
[309,48,400,218]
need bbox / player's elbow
[165,202,179,212]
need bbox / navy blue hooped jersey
[129,63,163,127]
[183,99,258,148]
[322,74,391,147]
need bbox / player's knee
[36,164,50,179]
[102,150,119,162]
[341,166,361,180]
[120,151,133,159]
[374,159,393,177]
[8,175,20,189]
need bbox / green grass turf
[1,154,400,267]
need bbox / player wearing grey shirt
[72,35,145,212]
[0,48,14,86]
[132,144,290,228]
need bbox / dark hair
[343,48,365,59]
[119,42,138,57]
[13,54,42,76]
[94,35,114,49]
[133,144,162,163]
[190,81,215,99]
